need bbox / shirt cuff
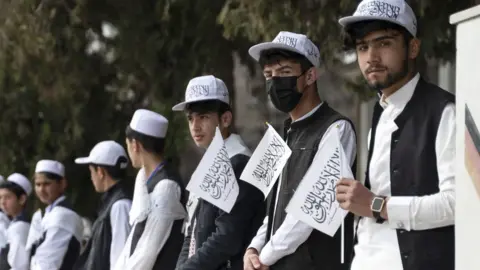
[258,241,277,266]
[386,196,414,231]
[248,237,265,253]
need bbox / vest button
[393,169,399,174]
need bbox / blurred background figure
[0,175,9,251]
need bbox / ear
[408,38,421,60]
[305,67,318,86]
[220,111,233,129]
[18,194,27,206]
[132,139,140,153]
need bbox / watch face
[371,197,385,211]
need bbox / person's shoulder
[112,198,132,209]
[419,78,455,101]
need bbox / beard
[365,57,410,92]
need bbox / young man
[0,173,32,270]
[172,75,265,270]
[27,160,84,270]
[243,31,357,270]
[336,1,455,270]
[73,140,132,270]
[114,109,187,270]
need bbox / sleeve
[178,155,266,270]
[7,222,30,270]
[125,180,185,270]
[175,217,193,269]
[259,119,357,266]
[30,227,72,270]
[387,103,455,231]
[109,199,132,270]
[247,216,268,252]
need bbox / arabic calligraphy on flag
[187,127,239,213]
[240,123,291,198]
[286,129,353,237]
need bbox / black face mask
[267,76,303,113]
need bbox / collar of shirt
[379,73,420,110]
[293,102,324,123]
[46,195,66,213]
[224,133,252,158]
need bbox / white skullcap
[129,109,168,138]
[35,160,65,177]
[6,173,32,196]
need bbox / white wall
[450,5,480,270]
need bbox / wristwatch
[371,196,386,224]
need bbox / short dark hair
[92,157,127,181]
[0,181,27,198]
[185,100,231,117]
[36,172,63,182]
[125,126,165,155]
[343,20,414,50]
[259,49,313,73]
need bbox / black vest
[30,199,81,270]
[73,182,131,270]
[266,103,356,270]
[130,163,186,270]
[0,213,29,270]
[364,78,455,270]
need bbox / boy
[114,109,187,270]
[0,173,32,269]
[27,160,83,270]
[173,75,265,270]
[74,140,132,270]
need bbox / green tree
[0,0,249,217]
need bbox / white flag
[285,129,353,237]
[187,127,239,213]
[240,123,291,198]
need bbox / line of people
[0,0,456,269]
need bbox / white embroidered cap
[172,75,230,111]
[129,109,168,138]
[75,140,129,168]
[35,160,65,177]
[248,31,321,67]
[7,173,32,196]
[338,0,417,37]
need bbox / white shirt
[0,211,9,250]
[6,218,30,270]
[114,174,186,270]
[248,103,357,266]
[109,199,131,269]
[30,196,84,270]
[351,73,456,270]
